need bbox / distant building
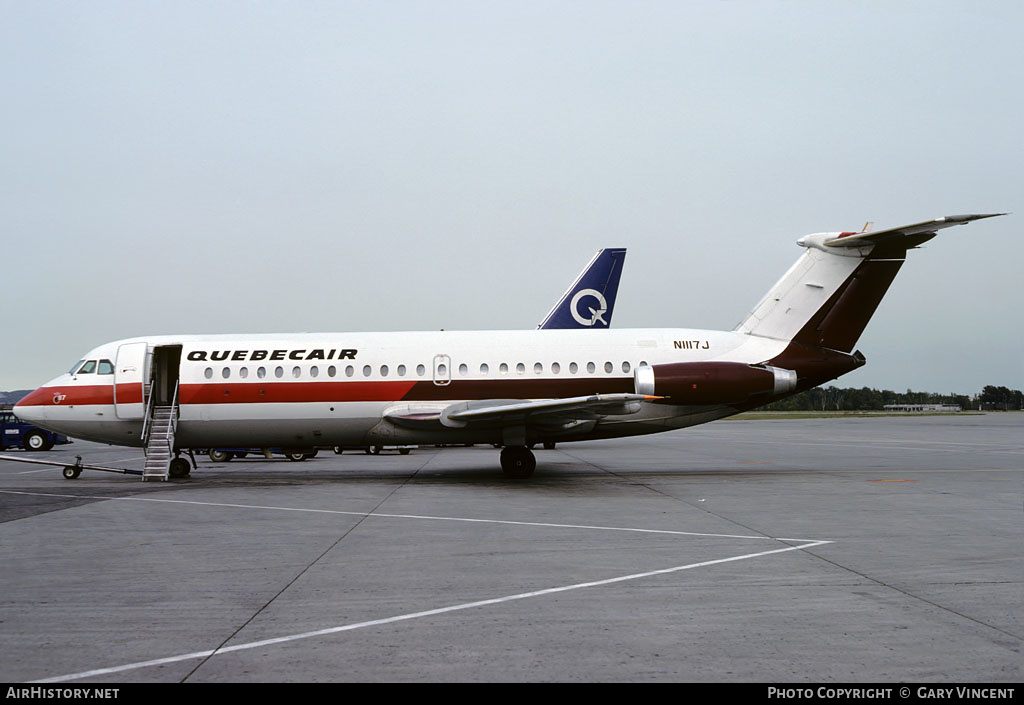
[883,404,960,412]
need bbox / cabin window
[639,360,648,367]
[437,363,447,376]
[380,365,389,377]
[292,366,301,378]
[516,363,525,375]
[98,360,114,375]
[499,363,508,375]
[239,367,249,379]
[551,362,560,374]
[310,366,319,378]
[345,366,354,377]
[222,367,230,379]
[586,362,596,374]
[328,366,336,377]
[257,367,267,379]
[622,361,631,374]
[480,363,489,375]
[363,365,372,377]
[204,367,213,379]
[459,363,468,376]
[604,361,613,374]
[398,364,406,376]
[569,362,578,374]
[77,360,97,374]
[416,364,426,376]
[274,366,284,378]
[533,362,543,374]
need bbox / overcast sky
[1,1,1020,395]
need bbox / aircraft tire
[286,452,306,462]
[500,446,536,479]
[169,458,191,478]
[333,446,344,454]
[543,441,556,450]
[208,449,232,462]
[369,445,382,455]
[62,466,81,480]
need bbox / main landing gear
[500,446,536,479]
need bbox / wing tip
[940,213,1008,223]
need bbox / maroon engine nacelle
[634,361,797,405]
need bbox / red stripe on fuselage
[180,380,418,404]
[20,377,635,408]
[15,384,130,406]
[179,378,632,404]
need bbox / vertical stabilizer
[736,214,1004,352]
[538,248,627,329]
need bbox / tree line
[764,385,1023,412]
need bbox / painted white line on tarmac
[32,539,831,683]
[0,489,826,543]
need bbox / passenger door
[114,342,149,419]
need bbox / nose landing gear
[169,455,193,478]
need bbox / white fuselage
[16,328,788,449]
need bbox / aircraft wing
[386,393,658,430]
[824,213,1005,249]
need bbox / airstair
[142,383,179,481]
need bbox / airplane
[538,248,626,329]
[11,214,1003,481]
[200,248,625,461]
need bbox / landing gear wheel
[500,446,536,479]
[169,458,191,478]
[333,446,344,455]
[208,449,233,462]
[62,466,81,480]
[24,431,51,451]
[543,441,556,450]
[368,445,382,455]
[286,452,306,462]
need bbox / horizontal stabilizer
[823,213,1006,250]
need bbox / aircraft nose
[13,387,51,422]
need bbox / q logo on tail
[570,289,609,327]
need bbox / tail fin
[538,248,627,329]
[736,214,1004,352]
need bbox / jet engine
[634,362,797,405]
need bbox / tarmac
[1,413,1021,683]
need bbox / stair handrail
[141,379,157,447]
[170,381,180,436]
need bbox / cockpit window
[77,360,97,374]
[98,360,115,375]
[69,360,84,374]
